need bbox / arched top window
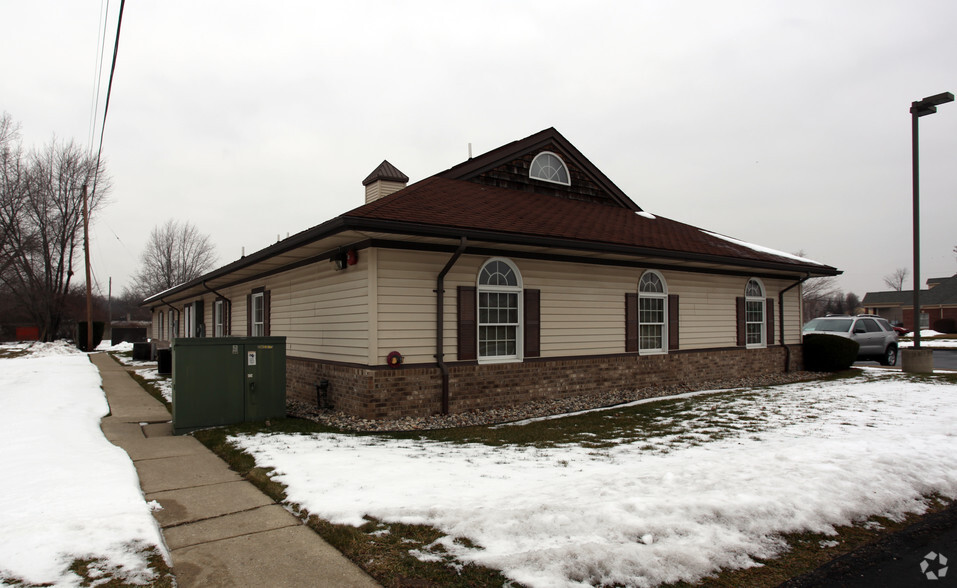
[529,151,570,185]
[745,278,766,347]
[639,271,666,294]
[638,271,668,353]
[477,258,522,361]
[479,259,520,288]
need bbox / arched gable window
[745,278,766,347]
[529,151,570,185]
[639,271,668,353]
[477,258,523,360]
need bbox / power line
[91,0,125,200]
[87,0,111,154]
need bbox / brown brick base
[287,346,803,420]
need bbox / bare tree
[882,267,909,291]
[794,250,841,322]
[802,276,839,322]
[133,219,217,297]
[0,116,110,341]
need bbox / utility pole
[83,184,93,351]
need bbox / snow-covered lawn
[0,342,169,587]
[232,370,957,587]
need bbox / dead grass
[1,546,174,588]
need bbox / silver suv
[802,315,899,366]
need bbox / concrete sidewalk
[90,353,379,588]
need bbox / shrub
[75,321,105,352]
[931,318,956,334]
[803,333,859,372]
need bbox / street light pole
[909,91,953,353]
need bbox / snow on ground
[232,370,957,588]
[899,331,957,349]
[0,342,168,587]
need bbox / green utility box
[171,337,286,435]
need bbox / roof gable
[437,128,640,211]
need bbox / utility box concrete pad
[172,337,286,435]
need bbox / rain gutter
[779,274,811,372]
[435,237,468,414]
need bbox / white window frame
[477,258,523,363]
[214,300,225,337]
[251,292,265,337]
[638,270,668,354]
[184,304,194,339]
[529,151,571,186]
[745,278,766,348]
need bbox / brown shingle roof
[345,176,836,273]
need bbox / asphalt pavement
[856,348,957,370]
[782,501,957,587]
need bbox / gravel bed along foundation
[286,371,827,432]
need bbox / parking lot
[857,349,957,370]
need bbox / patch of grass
[66,546,175,588]
[125,370,171,411]
[0,345,32,359]
[193,420,517,587]
[665,497,954,587]
[1,546,174,588]
[302,515,514,588]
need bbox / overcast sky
[5,1,956,300]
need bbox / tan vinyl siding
[667,273,741,349]
[152,247,807,366]
[377,249,458,364]
[376,249,808,364]
[207,256,370,364]
[271,261,369,363]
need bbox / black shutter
[246,294,252,337]
[736,297,746,346]
[226,300,232,336]
[264,290,271,336]
[524,289,541,358]
[668,294,679,351]
[457,286,476,360]
[766,297,775,345]
[625,293,638,353]
[195,300,205,337]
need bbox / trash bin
[132,342,151,361]
[171,337,286,435]
[156,348,172,376]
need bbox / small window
[639,271,667,353]
[157,311,165,340]
[251,292,265,337]
[745,278,765,347]
[529,151,570,185]
[214,300,225,337]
